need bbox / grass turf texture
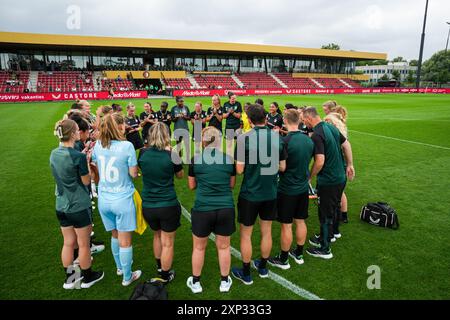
[0,94,449,300]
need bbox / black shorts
[317,183,346,223]
[277,192,309,223]
[237,197,277,227]
[191,208,235,237]
[129,137,144,150]
[56,208,92,229]
[143,204,181,233]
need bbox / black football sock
[295,245,304,256]
[280,250,289,262]
[81,267,93,280]
[192,275,201,284]
[259,257,268,269]
[160,270,169,281]
[243,262,251,276]
[221,275,229,282]
[156,258,162,270]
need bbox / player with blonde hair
[187,126,236,293]
[92,113,142,286]
[138,122,184,283]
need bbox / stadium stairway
[28,71,38,92]
[268,73,288,88]
[186,74,201,89]
[310,78,325,88]
[339,78,353,88]
[231,74,244,88]
[93,71,104,91]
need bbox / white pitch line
[350,117,450,122]
[349,130,450,151]
[180,206,323,301]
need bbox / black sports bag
[360,202,399,230]
[129,280,168,300]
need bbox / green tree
[392,70,401,80]
[422,50,450,86]
[406,70,416,83]
[321,43,340,50]
[392,57,406,63]
[356,59,389,66]
[380,74,390,81]
[409,59,419,66]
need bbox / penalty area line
[349,130,450,151]
[180,205,323,300]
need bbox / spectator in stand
[108,86,115,99]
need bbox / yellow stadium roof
[0,31,387,60]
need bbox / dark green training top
[237,126,287,202]
[138,147,183,208]
[50,146,91,213]
[311,121,347,186]
[189,148,236,212]
[171,105,190,131]
[223,101,242,129]
[278,131,314,195]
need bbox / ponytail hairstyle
[324,112,348,138]
[54,119,78,142]
[202,126,221,149]
[272,102,281,114]
[99,113,126,148]
[148,122,171,151]
[323,100,338,109]
[333,105,348,123]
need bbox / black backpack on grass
[129,280,168,300]
[360,202,399,230]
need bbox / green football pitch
[1,94,449,300]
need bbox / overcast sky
[0,0,449,61]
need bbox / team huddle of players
[49,94,354,294]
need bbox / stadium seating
[314,78,348,88]
[162,78,193,90]
[235,73,282,89]
[37,71,94,92]
[194,75,239,89]
[273,73,318,89]
[101,79,135,91]
[0,71,30,93]
[341,78,363,88]
[0,69,364,93]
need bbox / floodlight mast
[416,0,429,89]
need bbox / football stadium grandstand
[0,31,383,97]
